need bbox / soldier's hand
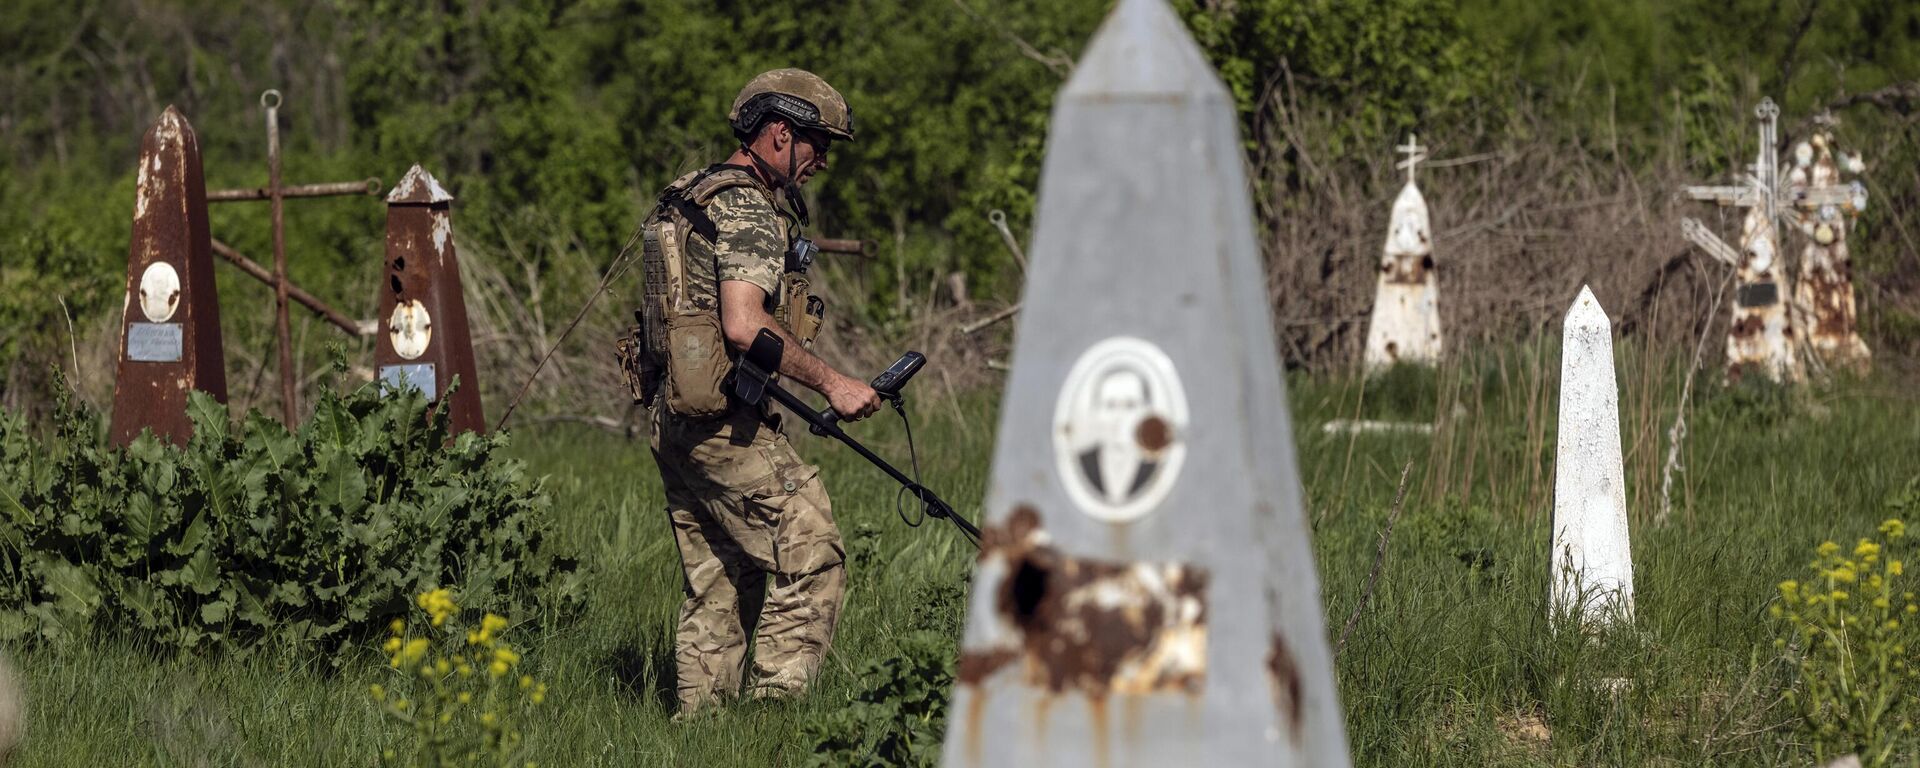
[826,374,883,421]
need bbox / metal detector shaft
[759,382,981,543]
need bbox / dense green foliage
[0,374,583,658]
[5,0,1918,393]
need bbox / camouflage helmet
[729,68,855,143]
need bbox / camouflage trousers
[650,406,847,716]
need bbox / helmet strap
[741,131,811,228]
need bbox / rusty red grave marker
[374,165,485,435]
[109,106,227,446]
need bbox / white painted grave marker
[1551,286,1634,628]
[943,1,1350,765]
[1362,134,1443,371]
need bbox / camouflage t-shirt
[683,174,790,314]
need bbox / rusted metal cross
[206,89,382,425]
[1679,98,1869,381]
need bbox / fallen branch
[1336,459,1414,658]
[960,303,1022,336]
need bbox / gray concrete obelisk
[943,0,1351,765]
[1551,286,1634,628]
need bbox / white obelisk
[1551,286,1634,628]
[1362,135,1443,371]
[943,0,1351,765]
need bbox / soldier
[625,68,881,718]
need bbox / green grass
[7,343,1920,766]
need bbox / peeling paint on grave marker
[1551,286,1634,629]
[1363,134,1443,372]
[1724,99,1798,383]
[1788,124,1871,373]
[943,1,1351,764]
[375,165,485,434]
[110,107,227,446]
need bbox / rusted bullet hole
[1136,415,1171,452]
[390,275,403,294]
[394,257,406,270]
[1420,254,1434,271]
[1268,631,1304,740]
[1009,558,1050,625]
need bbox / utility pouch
[663,309,732,417]
[783,274,826,348]
[614,322,661,406]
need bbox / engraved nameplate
[379,363,438,400]
[127,322,184,362]
[1737,281,1779,308]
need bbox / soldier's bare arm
[719,280,881,420]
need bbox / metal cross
[1683,98,1858,220]
[1395,134,1427,185]
[206,90,381,425]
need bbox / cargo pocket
[747,443,837,576]
[664,309,731,418]
[750,443,820,501]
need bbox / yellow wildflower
[458,691,473,704]
[383,636,403,655]
[417,588,459,627]
[1882,519,1906,539]
[1856,539,1881,560]
[369,684,386,701]
[1819,541,1842,558]
[389,618,405,634]
[1892,560,1905,576]
[396,637,430,667]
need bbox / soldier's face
[791,127,831,185]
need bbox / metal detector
[734,329,981,545]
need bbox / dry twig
[1336,459,1415,657]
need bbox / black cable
[891,397,927,529]
[889,397,983,548]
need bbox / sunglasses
[796,128,833,155]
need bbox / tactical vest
[617,165,824,416]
